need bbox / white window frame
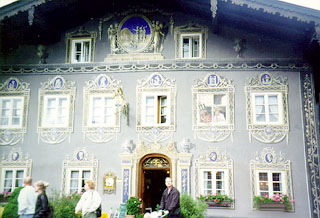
[199,168,229,196]
[71,39,92,63]
[180,33,202,59]
[252,92,283,125]
[42,95,70,128]
[141,92,170,126]
[196,93,228,126]
[88,94,115,127]
[255,170,286,197]
[1,168,26,193]
[0,96,24,128]
[67,168,93,194]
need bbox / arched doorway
[138,154,171,212]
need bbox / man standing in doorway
[160,177,180,218]
[18,176,37,218]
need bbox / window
[65,27,97,64]
[174,23,208,59]
[68,169,92,194]
[200,169,227,195]
[181,34,201,58]
[42,95,69,127]
[0,97,24,128]
[197,94,227,125]
[89,95,115,126]
[253,93,282,124]
[71,39,91,63]
[1,169,25,193]
[143,94,169,125]
[257,170,285,197]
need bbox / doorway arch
[138,154,171,212]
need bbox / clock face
[106,177,114,186]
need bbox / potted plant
[253,193,293,211]
[50,191,82,218]
[126,196,142,218]
[198,192,234,208]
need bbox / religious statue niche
[245,72,289,144]
[192,73,235,142]
[0,77,30,146]
[105,14,166,61]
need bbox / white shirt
[75,190,101,215]
[18,185,37,215]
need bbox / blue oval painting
[119,15,152,52]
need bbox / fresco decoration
[107,14,166,56]
[194,147,235,209]
[250,147,294,211]
[0,77,30,146]
[174,23,208,59]
[136,73,176,143]
[65,26,97,64]
[61,147,98,194]
[245,72,289,144]
[0,147,32,175]
[83,74,123,143]
[0,61,309,75]
[192,73,235,142]
[37,76,76,144]
[122,169,130,202]
[103,171,116,194]
[301,73,320,217]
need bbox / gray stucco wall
[0,8,315,218]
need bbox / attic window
[65,27,97,64]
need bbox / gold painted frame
[103,172,116,193]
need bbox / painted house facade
[1,0,320,217]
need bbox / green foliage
[50,191,82,218]
[180,193,207,218]
[253,193,293,210]
[2,187,23,218]
[198,192,233,204]
[126,196,141,215]
[136,214,144,218]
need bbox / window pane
[256,114,266,122]
[259,173,268,181]
[273,183,282,192]
[192,37,199,57]
[216,171,224,180]
[268,95,278,104]
[255,96,265,105]
[15,170,24,187]
[269,114,279,122]
[83,41,90,62]
[272,173,281,181]
[204,171,212,180]
[160,116,166,123]
[4,170,13,193]
[183,38,190,58]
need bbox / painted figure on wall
[152,21,164,53]
[108,24,119,54]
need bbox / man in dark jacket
[160,177,180,218]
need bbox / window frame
[141,92,170,126]
[71,38,92,63]
[65,27,97,64]
[199,168,229,196]
[66,168,93,194]
[88,94,115,127]
[1,168,26,193]
[174,23,208,59]
[252,92,283,125]
[0,96,25,128]
[42,95,70,128]
[180,33,202,59]
[255,170,287,197]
